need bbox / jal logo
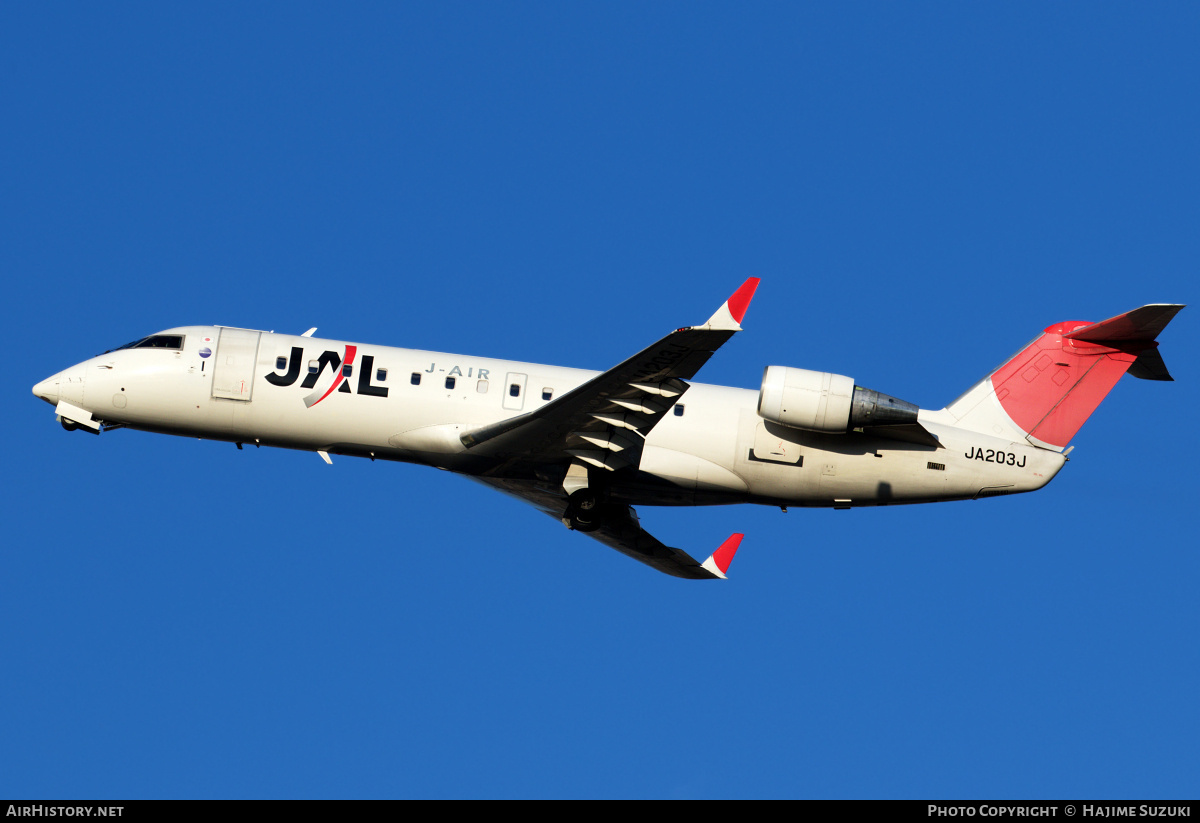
[265,346,388,408]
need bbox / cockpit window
[111,334,185,352]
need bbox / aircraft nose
[32,376,60,405]
[33,365,86,407]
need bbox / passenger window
[342,364,353,377]
[477,380,489,394]
[308,360,319,374]
[376,368,387,382]
[542,388,553,401]
[509,383,521,397]
[411,373,421,386]
[445,376,456,389]
[276,356,287,370]
[674,404,685,417]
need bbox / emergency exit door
[503,372,527,412]
[211,327,262,401]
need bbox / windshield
[105,334,185,353]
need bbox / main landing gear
[564,488,606,532]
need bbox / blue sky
[2,4,1196,799]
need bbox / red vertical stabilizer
[946,305,1183,450]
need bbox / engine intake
[757,366,919,434]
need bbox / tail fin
[943,304,1184,451]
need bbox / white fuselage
[36,325,1066,510]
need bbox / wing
[460,278,760,477]
[473,476,743,579]
[460,278,759,578]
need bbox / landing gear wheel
[61,418,79,432]
[566,489,605,533]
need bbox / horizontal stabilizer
[1064,304,1184,343]
[1127,347,1174,381]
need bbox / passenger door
[211,328,262,401]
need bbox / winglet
[699,533,744,579]
[700,278,761,331]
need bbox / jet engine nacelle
[757,366,920,434]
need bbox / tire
[567,490,604,532]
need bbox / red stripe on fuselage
[310,345,358,408]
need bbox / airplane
[31,280,1182,580]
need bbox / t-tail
[939,304,1184,451]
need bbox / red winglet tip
[726,278,761,325]
[712,533,743,574]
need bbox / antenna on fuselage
[301,328,317,337]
